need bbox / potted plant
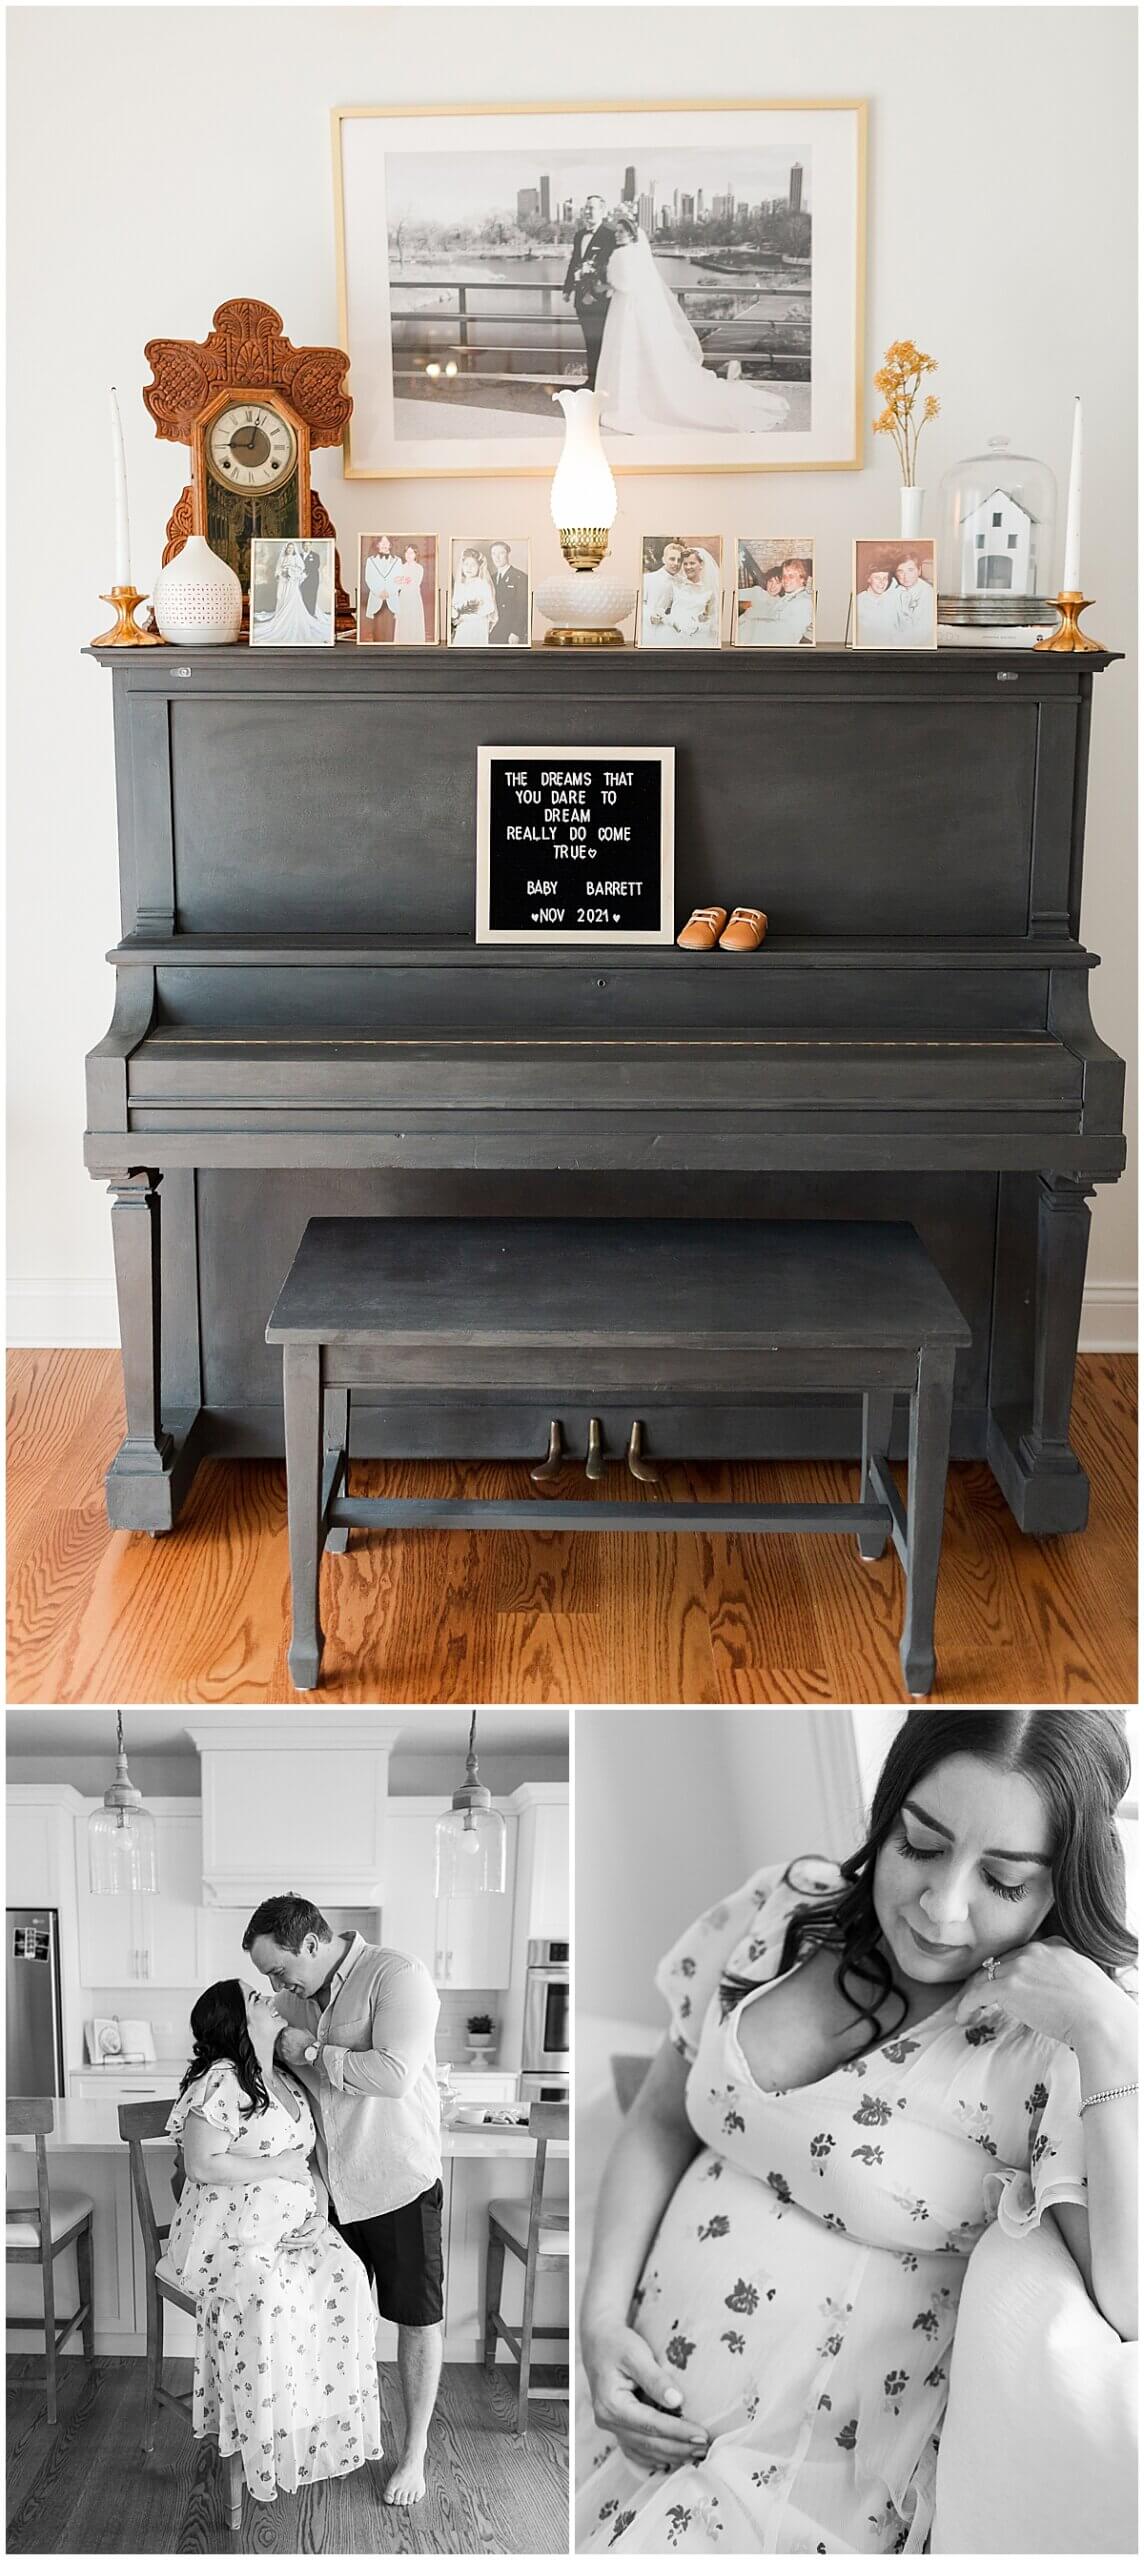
[466,2011,496,2060]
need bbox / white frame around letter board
[476,746,675,944]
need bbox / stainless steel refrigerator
[6,1908,64,2096]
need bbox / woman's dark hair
[769,1711,1136,2047]
[177,1979,270,2117]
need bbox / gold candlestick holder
[91,586,166,647]
[1034,591,1105,654]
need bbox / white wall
[577,1707,865,2028]
[7,5,1136,1345]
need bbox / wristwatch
[303,2042,319,2066]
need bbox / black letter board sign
[476,745,674,943]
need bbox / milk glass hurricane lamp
[536,387,635,646]
[88,1710,158,1893]
[435,1711,506,1897]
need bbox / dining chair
[483,2101,570,2436]
[6,2097,95,2426]
[118,2099,242,2533]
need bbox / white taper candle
[1061,395,1082,592]
[110,386,131,587]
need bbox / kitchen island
[7,2101,567,2362]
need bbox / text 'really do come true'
[485,759,665,935]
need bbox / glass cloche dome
[938,437,1058,626]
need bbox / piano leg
[104,1168,181,1532]
[900,1342,957,1700]
[858,1392,894,1560]
[323,1389,351,1554]
[284,1340,325,1691]
[989,1173,1095,1535]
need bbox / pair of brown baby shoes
[677,904,768,952]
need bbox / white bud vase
[152,534,242,645]
[899,485,925,539]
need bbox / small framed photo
[852,538,938,649]
[448,538,532,646]
[357,534,439,644]
[637,536,723,647]
[734,538,816,645]
[249,538,336,646]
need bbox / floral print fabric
[165,2062,382,2502]
[578,1860,1088,2556]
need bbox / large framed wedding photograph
[333,99,866,476]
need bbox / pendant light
[88,1710,158,1893]
[435,1711,506,1897]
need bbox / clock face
[206,400,298,492]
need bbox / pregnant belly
[634,2155,871,2438]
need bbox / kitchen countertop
[8,2099,564,2159]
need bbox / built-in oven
[522,1937,569,2085]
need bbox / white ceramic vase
[152,534,242,645]
[899,485,925,539]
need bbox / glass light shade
[938,436,1058,624]
[87,1711,158,1892]
[550,387,617,532]
[88,1801,157,1894]
[434,1804,507,1898]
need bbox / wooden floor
[6,1350,1136,1705]
[5,2357,568,2554]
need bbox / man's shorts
[330,2181,444,2327]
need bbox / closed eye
[895,1831,1030,1903]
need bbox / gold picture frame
[333,98,867,478]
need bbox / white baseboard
[1079,1284,1138,1353]
[7,1279,1138,1354]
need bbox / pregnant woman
[579,1710,1136,2554]
[166,1980,383,2504]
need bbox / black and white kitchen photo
[6,1707,570,2554]
[576,1707,1138,2557]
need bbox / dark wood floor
[6,1349,1137,1704]
[5,2357,568,2554]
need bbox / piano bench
[265,1217,972,1698]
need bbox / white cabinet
[383,1804,517,1991]
[439,1886,514,1993]
[381,1809,440,1976]
[6,1803,58,1907]
[73,1812,202,1987]
[524,1802,570,1941]
[69,2071,181,2101]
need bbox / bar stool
[483,2101,570,2436]
[5,2097,95,2426]
[118,2100,242,2533]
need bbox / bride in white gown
[596,213,788,437]
[253,542,331,644]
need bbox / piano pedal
[585,1417,605,1482]
[529,1420,566,1486]
[626,1420,663,1491]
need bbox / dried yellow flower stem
[871,339,941,484]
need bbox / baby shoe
[677,906,729,951]
[719,907,769,950]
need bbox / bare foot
[382,2446,428,2507]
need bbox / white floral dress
[578,1860,1089,2557]
[166,2061,382,2501]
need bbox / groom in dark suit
[488,541,529,646]
[562,192,619,391]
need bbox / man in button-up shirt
[243,1893,442,2506]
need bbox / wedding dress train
[596,233,789,436]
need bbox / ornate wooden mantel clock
[143,298,354,625]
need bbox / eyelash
[895,1834,1030,1903]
